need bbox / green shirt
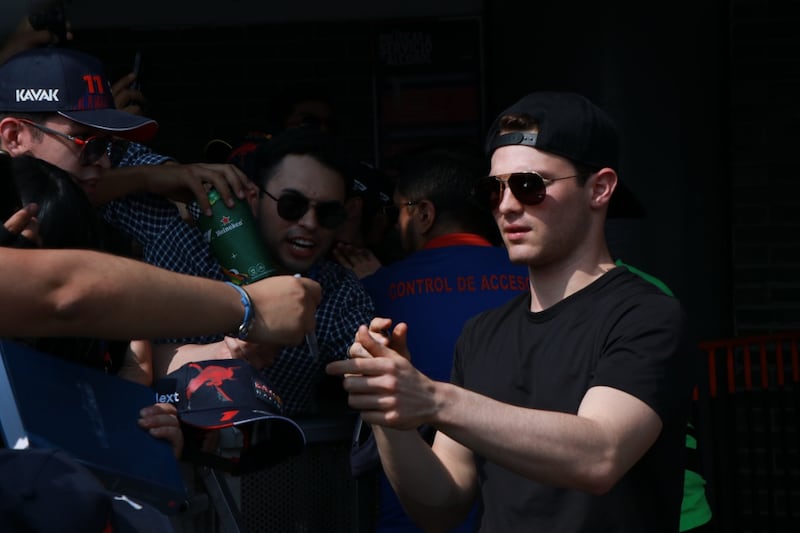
[615,260,712,531]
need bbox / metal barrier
[239,413,376,533]
[698,332,800,533]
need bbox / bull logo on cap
[186,363,236,402]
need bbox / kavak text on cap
[0,48,157,142]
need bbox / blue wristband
[225,282,254,340]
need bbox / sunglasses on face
[19,119,112,166]
[473,172,579,211]
[260,187,347,230]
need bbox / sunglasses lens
[473,177,502,210]
[508,173,546,206]
[274,192,345,229]
[276,193,310,221]
[80,137,111,166]
[474,173,548,210]
[316,202,347,229]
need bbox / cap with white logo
[0,48,157,142]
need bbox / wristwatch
[225,282,254,340]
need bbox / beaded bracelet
[225,281,254,340]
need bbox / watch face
[238,321,253,340]
[225,282,253,340]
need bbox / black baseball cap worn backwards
[0,48,158,142]
[485,91,645,218]
[485,91,619,170]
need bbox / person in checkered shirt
[154,126,375,416]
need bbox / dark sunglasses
[260,188,347,229]
[18,119,113,166]
[473,172,579,210]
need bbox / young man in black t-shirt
[328,91,693,532]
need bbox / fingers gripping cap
[0,48,158,142]
[485,91,619,170]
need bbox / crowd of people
[0,6,712,533]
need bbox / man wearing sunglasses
[328,91,693,532]
[158,127,375,417]
[0,48,251,292]
[345,145,529,533]
[0,153,321,465]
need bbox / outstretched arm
[151,337,280,378]
[0,247,321,344]
[94,161,254,215]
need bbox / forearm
[373,425,475,532]
[0,248,243,340]
[117,339,153,386]
[93,165,158,205]
[152,341,231,378]
[432,383,659,494]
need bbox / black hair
[1,155,115,369]
[348,160,392,219]
[9,155,104,249]
[252,126,352,194]
[394,143,501,245]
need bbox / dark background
[59,0,800,344]
[5,2,800,530]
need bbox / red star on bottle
[221,215,231,224]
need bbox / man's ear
[588,168,618,209]
[0,118,27,156]
[415,199,436,234]
[244,181,261,216]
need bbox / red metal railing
[698,332,800,398]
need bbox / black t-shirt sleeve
[590,292,692,423]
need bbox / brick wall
[729,0,800,335]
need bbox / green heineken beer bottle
[198,188,279,285]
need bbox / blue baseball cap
[156,359,306,474]
[0,448,174,533]
[0,47,158,142]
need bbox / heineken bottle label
[198,189,279,285]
